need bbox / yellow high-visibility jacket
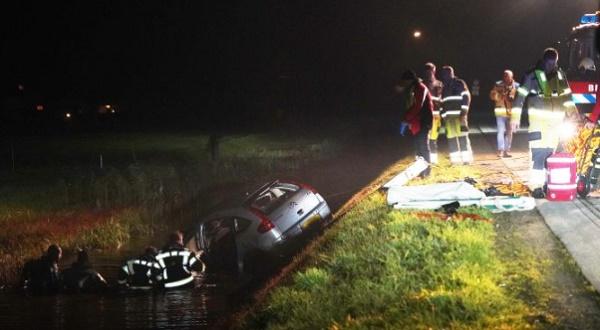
[513,68,578,148]
[490,80,519,121]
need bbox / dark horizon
[1,1,598,132]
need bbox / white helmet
[579,57,596,71]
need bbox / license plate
[301,214,321,230]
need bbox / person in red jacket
[396,70,434,177]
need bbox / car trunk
[269,189,321,234]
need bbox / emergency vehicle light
[580,14,598,24]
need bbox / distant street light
[413,30,422,39]
[65,112,71,119]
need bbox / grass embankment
[238,159,555,329]
[0,132,339,286]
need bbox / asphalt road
[478,121,600,294]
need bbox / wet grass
[0,132,341,286]
[233,155,567,329]
[241,193,553,329]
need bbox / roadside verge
[226,154,551,329]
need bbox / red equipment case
[546,152,577,201]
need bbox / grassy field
[0,131,340,286]
[1,132,339,211]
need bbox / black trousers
[414,126,431,176]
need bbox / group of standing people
[399,47,585,198]
[21,230,205,295]
[397,63,474,177]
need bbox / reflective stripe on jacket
[118,257,161,289]
[155,248,203,289]
[441,78,470,138]
[513,68,578,148]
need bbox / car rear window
[250,183,299,213]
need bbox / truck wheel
[577,175,590,198]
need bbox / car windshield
[250,182,299,213]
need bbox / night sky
[1,1,598,127]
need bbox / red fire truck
[565,13,599,117]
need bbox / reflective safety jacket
[441,77,471,138]
[513,68,578,148]
[490,80,519,120]
[118,256,162,289]
[155,247,204,289]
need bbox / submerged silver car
[185,180,332,274]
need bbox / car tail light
[300,183,318,193]
[289,180,318,193]
[250,207,275,233]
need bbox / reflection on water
[0,287,228,329]
[0,252,241,330]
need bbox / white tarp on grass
[387,181,486,207]
[392,199,482,210]
[383,161,536,212]
[387,181,536,212]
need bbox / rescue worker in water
[21,244,63,294]
[62,248,108,293]
[117,246,161,290]
[512,48,580,198]
[155,231,205,289]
